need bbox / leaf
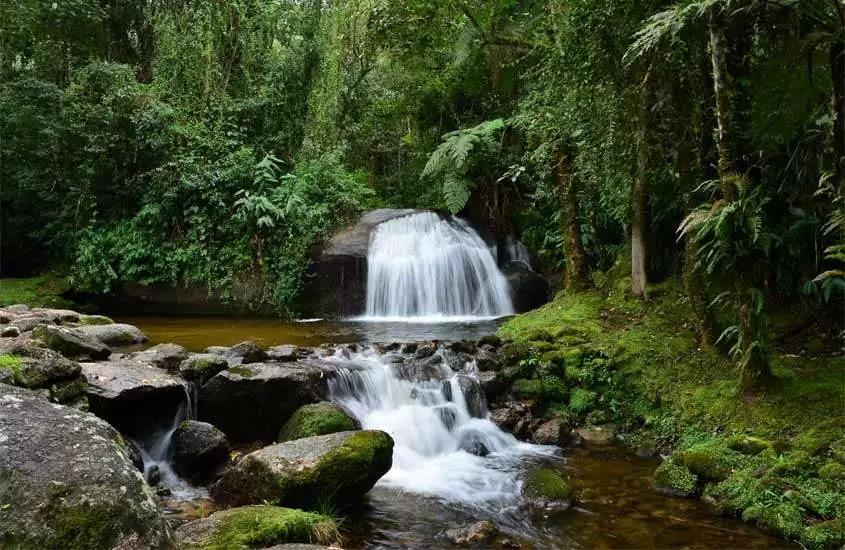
[442,173,472,214]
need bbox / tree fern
[442,172,473,214]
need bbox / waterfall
[362,212,514,320]
[326,346,555,512]
[503,235,533,270]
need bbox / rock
[0,383,174,548]
[175,505,340,549]
[414,344,437,359]
[391,361,450,382]
[676,441,739,482]
[1,326,20,338]
[10,313,53,332]
[651,459,699,497]
[574,426,615,445]
[523,467,572,509]
[198,362,329,442]
[474,349,502,372]
[227,340,268,364]
[267,345,300,362]
[33,324,111,360]
[307,208,417,316]
[4,304,30,314]
[126,437,145,472]
[726,435,771,455]
[502,264,549,313]
[456,375,485,419]
[534,418,572,446]
[476,370,507,401]
[172,420,230,480]
[126,343,188,372]
[210,430,393,508]
[78,314,115,325]
[448,340,477,354]
[278,402,358,442]
[4,349,80,389]
[77,323,147,346]
[81,359,187,436]
[444,520,499,545]
[489,402,531,437]
[48,375,88,404]
[477,335,502,348]
[179,353,229,383]
[32,308,81,324]
[457,432,490,457]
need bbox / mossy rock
[499,341,530,366]
[477,335,502,348]
[819,461,845,482]
[175,505,340,549]
[179,353,230,383]
[802,517,845,550]
[652,459,699,497]
[726,435,771,456]
[677,440,741,482]
[78,315,114,326]
[523,467,572,505]
[569,388,597,414]
[794,417,845,457]
[278,403,358,442]
[742,501,805,540]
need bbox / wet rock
[32,324,111,360]
[476,370,507,401]
[126,437,145,472]
[489,402,532,437]
[457,432,490,457]
[81,359,187,437]
[434,405,458,430]
[533,417,572,446]
[1,326,20,338]
[444,520,499,545]
[447,340,477,354]
[474,349,502,372]
[198,361,329,442]
[502,264,549,313]
[176,505,340,549]
[126,343,188,372]
[278,402,358,442]
[267,345,300,362]
[400,342,418,354]
[456,375,485,419]
[574,426,615,445]
[78,323,147,346]
[391,361,450,382]
[210,430,393,508]
[523,467,573,509]
[414,343,437,359]
[172,420,230,480]
[0,383,175,549]
[179,353,230,384]
[147,464,162,486]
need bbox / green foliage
[0,277,73,308]
[207,506,340,549]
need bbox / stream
[118,315,794,549]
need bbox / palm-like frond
[442,172,473,214]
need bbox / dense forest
[2,0,843,394]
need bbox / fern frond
[443,173,472,214]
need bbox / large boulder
[179,353,230,384]
[175,505,340,549]
[502,264,549,313]
[198,362,329,442]
[278,402,358,442]
[8,313,54,332]
[0,339,88,406]
[0,383,174,549]
[81,359,187,437]
[210,430,393,508]
[533,417,573,446]
[523,467,573,510]
[77,323,147,346]
[205,340,267,366]
[305,208,417,317]
[32,324,111,360]
[126,343,188,372]
[171,420,230,481]
[31,308,81,324]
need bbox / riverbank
[497,276,845,548]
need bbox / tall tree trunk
[709,9,737,193]
[631,71,651,297]
[831,38,845,193]
[554,149,588,292]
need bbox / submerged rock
[198,362,328,442]
[32,324,111,360]
[81,359,187,436]
[0,383,174,549]
[210,430,393,508]
[523,467,573,509]
[77,323,147,346]
[444,520,499,545]
[175,505,339,549]
[172,420,230,481]
[278,402,358,442]
[126,343,188,372]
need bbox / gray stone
[0,383,174,548]
[457,375,485,419]
[126,343,188,372]
[267,345,300,362]
[31,308,81,324]
[10,313,53,332]
[77,323,147,346]
[1,326,20,338]
[172,420,229,480]
[502,264,549,313]
[477,370,507,401]
[210,430,393,508]
[533,418,572,446]
[198,361,330,442]
[33,324,111,360]
[444,520,499,545]
[4,304,30,314]
[178,353,229,383]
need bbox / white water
[362,212,514,320]
[326,346,555,512]
[503,235,533,270]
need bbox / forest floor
[498,275,845,548]
[0,275,76,309]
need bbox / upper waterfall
[362,212,514,320]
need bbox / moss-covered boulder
[523,467,572,509]
[32,324,111,360]
[77,323,147,346]
[175,505,340,549]
[677,441,740,482]
[651,459,699,497]
[278,403,358,442]
[742,501,805,540]
[126,343,188,372]
[0,343,88,406]
[179,353,230,383]
[803,517,845,549]
[78,314,115,326]
[726,435,771,456]
[0,383,174,549]
[210,430,393,508]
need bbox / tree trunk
[709,9,737,196]
[554,149,588,292]
[631,72,651,297]
[736,271,770,392]
[831,38,845,193]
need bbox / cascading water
[362,212,514,320]
[503,235,533,270]
[326,346,555,518]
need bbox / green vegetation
[0,355,23,383]
[524,467,573,502]
[278,403,357,442]
[196,505,340,550]
[0,277,73,309]
[499,279,845,547]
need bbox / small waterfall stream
[362,212,514,320]
[326,346,555,516]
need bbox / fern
[443,173,473,214]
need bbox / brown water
[125,316,793,549]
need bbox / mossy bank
[497,277,845,549]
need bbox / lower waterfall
[362,212,514,320]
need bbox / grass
[207,505,341,550]
[0,275,74,309]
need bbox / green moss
[678,440,742,482]
[0,276,73,309]
[569,388,597,414]
[499,341,531,366]
[227,366,256,378]
[278,403,356,442]
[0,354,22,382]
[651,460,699,497]
[78,315,114,326]
[794,418,845,456]
[819,461,845,482]
[524,468,572,501]
[803,517,845,549]
[742,501,805,540]
[207,505,339,550]
[511,379,542,399]
[726,435,771,455]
